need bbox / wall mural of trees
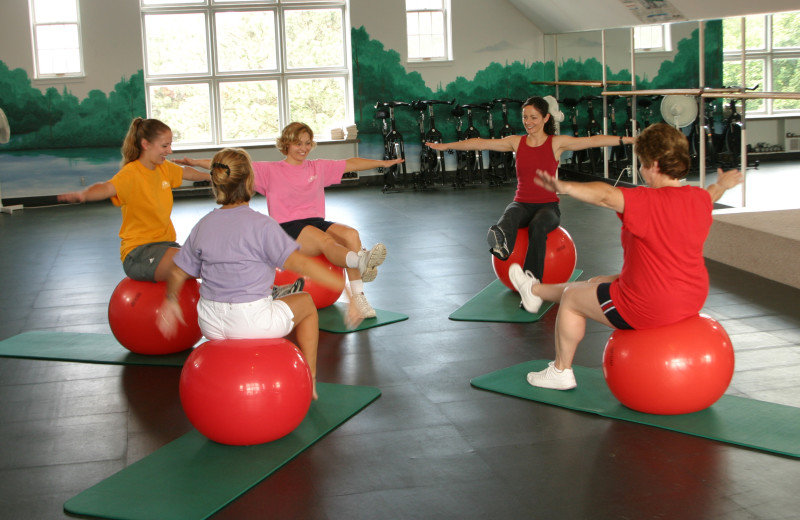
[0,63,145,151]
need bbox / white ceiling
[508,0,800,34]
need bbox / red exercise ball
[179,338,313,445]
[108,277,201,355]
[602,314,735,415]
[492,226,577,291]
[274,254,345,309]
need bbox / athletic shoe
[271,278,305,299]
[527,361,577,390]
[352,292,377,318]
[487,225,510,260]
[508,263,543,313]
[358,243,387,283]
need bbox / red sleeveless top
[514,134,559,204]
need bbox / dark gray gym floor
[1,180,799,519]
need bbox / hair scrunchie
[211,162,231,176]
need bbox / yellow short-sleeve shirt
[109,160,184,261]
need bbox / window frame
[28,0,85,79]
[140,0,353,147]
[723,11,800,117]
[405,0,453,63]
[633,23,672,53]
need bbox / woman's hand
[533,169,561,193]
[716,168,744,190]
[425,142,448,151]
[157,298,186,339]
[382,158,405,166]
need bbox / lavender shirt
[174,205,299,303]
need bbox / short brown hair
[276,122,317,155]
[635,123,691,179]
[209,148,254,205]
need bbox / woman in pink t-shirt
[427,96,634,283]
[178,122,403,318]
[509,123,744,391]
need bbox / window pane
[36,25,81,74]
[773,58,800,111]
[33,0,77,23]
[635,25,663,50]
[144,13,208,75]
[285,9,344,68]
[287,77,346,135]
[723,15,765,51]
[408,34,420,59]
[219,80,280,140]
[215,11,276,72]
[773,12,800,49]
[149,83,212,143]
[406,0,442,10]
[723,60,764,111]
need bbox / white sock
[345,251,360,269]
[350,280,364,294]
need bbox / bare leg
[325,223,363,282]
[295,226,350,269]
[281,293,319,400]
[550,283,614,370]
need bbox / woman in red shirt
[511,123,744,390]
[428,96,633,281]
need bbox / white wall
[0,0,143,100]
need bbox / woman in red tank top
[428,96,634,281]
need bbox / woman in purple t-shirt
[159,148,363,400]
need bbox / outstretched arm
[181,166,212,182]
[426,135,517,153]
[343,157,404,172]
[535,169,625,213]
[706,168,744,203]
[174,157,212,170]
[553,134,634,156]
[57,181,116,204]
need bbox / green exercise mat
[449,270,583,323]
[0,331,192,366]
[64,382,381,520]
[471,360,800,458]
[317,302,408,333]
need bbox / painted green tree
[0,64,146,150]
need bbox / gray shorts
[122,241,180,282]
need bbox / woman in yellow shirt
[58,118,210,282]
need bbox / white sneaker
[357,244,387,283]
[508,263,543,313]
[352,292,377,318]
[527,361,577,390]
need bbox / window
[406,0,452,62]
[141,0,352,146]
[28,0,84,78]
[633,24,671,52]
[723,11,800,114]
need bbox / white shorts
[197,296,295,341]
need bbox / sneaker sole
[361,244,387,283]
[487,228,510,260]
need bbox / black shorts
[596,283,633,330]
[280,218,334,239]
